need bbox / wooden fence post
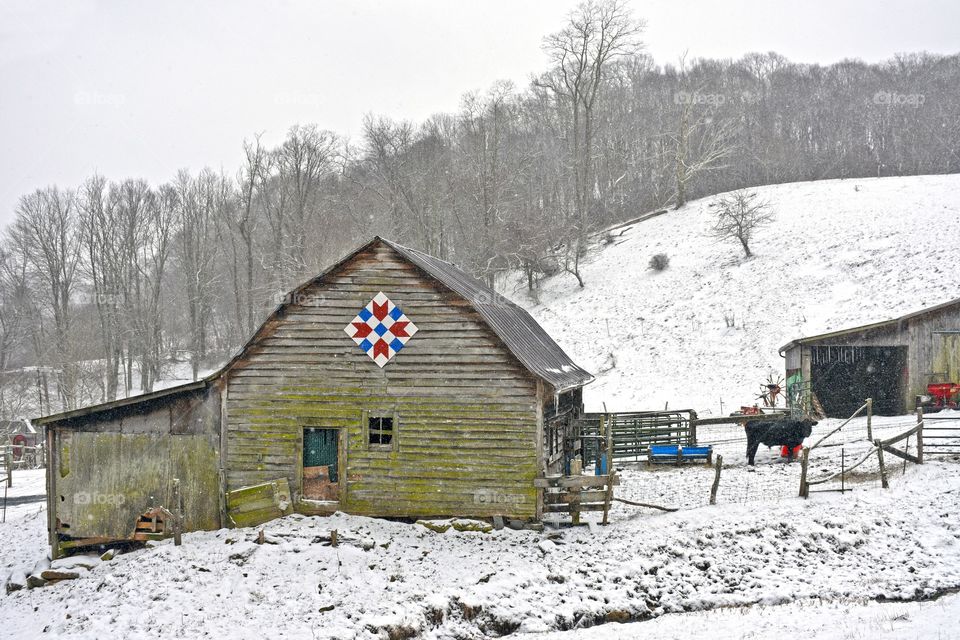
[570,483,581,526]
[172,478,183,546]
[916,406,924,464]
[709,455,723,505]
[866,398,873,441]
[602,418,615,525]
[798,447,810,498]
[4,451,11,488]
[875,441,889,489]
[689,410,698,445]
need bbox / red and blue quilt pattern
[344,291,418,367]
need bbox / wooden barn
[781,297,960,417]
[36,237,593,555]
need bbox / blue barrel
[596,453,608,475]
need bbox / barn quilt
[344,292,418,367]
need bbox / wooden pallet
[132,507,174,542]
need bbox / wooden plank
[880,444,921,465]
[543,503,610,513]
[603,414,614,525]
[799,447,810,498]
[225,479,293,527]
[533,475,620,488]
[544,490,608,504]
[878,424,921,447]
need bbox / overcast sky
[1,0,958,228]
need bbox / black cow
[745,418,817,465]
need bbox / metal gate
[581,410,695,465]
[919,412,960,456]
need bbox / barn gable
[219,237,593,392]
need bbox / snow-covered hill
[511,174,960,414]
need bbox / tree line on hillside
[2,0,958,416]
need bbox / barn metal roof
[380,239,594,392]
[779,295,960,354]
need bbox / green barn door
[303,428,340,502]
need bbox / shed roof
[380,238,594,392]
[779,296,960,354]
[37,237,592,426]
[33,380,209,426]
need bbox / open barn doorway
[811,346,907,416]
[302,427,341,502]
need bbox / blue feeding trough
[648,444,713,465]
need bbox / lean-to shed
[780,297,960,416]
[36,237,593,554]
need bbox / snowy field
[3,175,960,637]
[512,174,960,414]
[1,418,958,639]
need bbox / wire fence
[801,409,927,498]
[610,461,803,515]
[606,408,946,518]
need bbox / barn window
[366,411,396,450]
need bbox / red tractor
[921,382,960,413]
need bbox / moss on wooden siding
[55,431,220,538]
[224,243,541,519]
[52,385,223,539]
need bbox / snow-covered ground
[522,593,960,640]
[510,174,960,413]
[0,468,46,523]
[1,421,958,639]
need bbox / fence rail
[0,442,44,469]
[916,410,960,456]
[800,399,923,498]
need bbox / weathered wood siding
[791,303,960,411]
[908,307,960,399]
[51,386,222,539]
[224,243,541,519]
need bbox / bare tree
[709,190,774,258]
[174,169,224,381]
[539,0,643,286]
[670,102,737,209]
[78,174,124,400]
[277,125,339,276]
[458,82,518,286]
[667,56,738,209]
[130,183,175,393]
[361,114,418,240]
[9,187,82,410]
[0,247,32,419]
[228,135,267,340]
